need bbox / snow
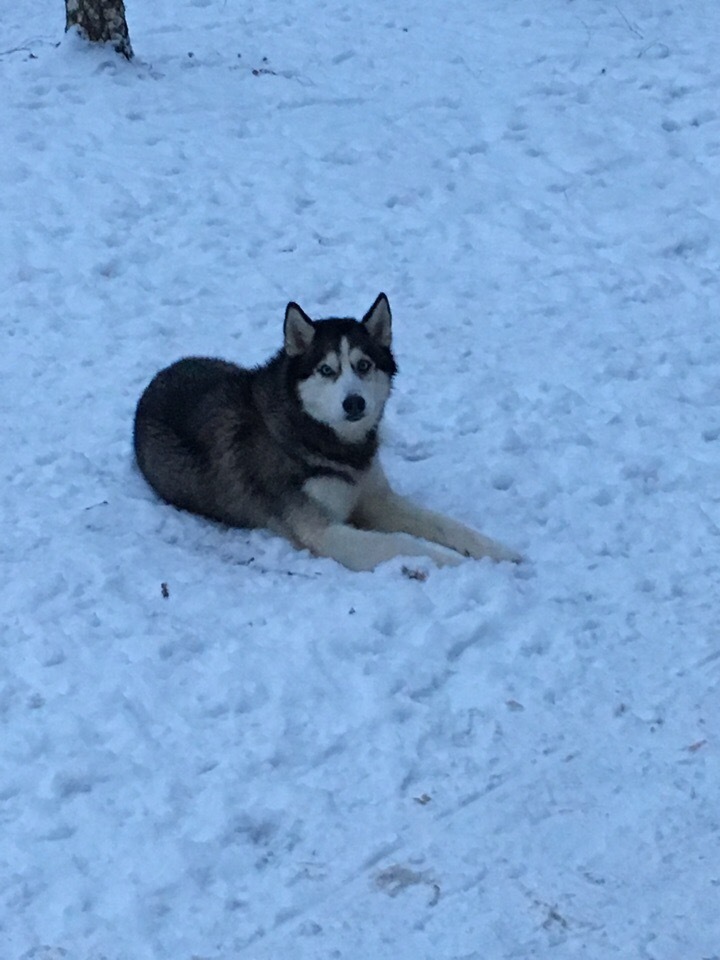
[2,1,720,957]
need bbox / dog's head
[284,293,397,442]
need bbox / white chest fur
[303,474,363,523]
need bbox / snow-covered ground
[2,1,719,957]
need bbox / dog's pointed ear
[284,302,315,356]
[362,293,392,348]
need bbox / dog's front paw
[428,547,464,568]
[461,534,522,564]
[488,542,523,564]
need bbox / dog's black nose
[343,394,366,420]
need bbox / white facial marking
[297,336,391,441]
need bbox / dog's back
[134,357,251,522]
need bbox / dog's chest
[302,472,364,522]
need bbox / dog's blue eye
[356,358,372,374]
[318,364,334,378]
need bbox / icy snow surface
[2,1,720,957]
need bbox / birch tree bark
[65,0,133,60]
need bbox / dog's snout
[343,394,366,419]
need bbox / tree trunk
[65,0,133,60]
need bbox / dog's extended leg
[278,501,460,572]
[307,524,462,572]
[352,465,521,563]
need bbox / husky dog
[133,294,520,571]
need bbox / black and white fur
[133,294,520,571]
